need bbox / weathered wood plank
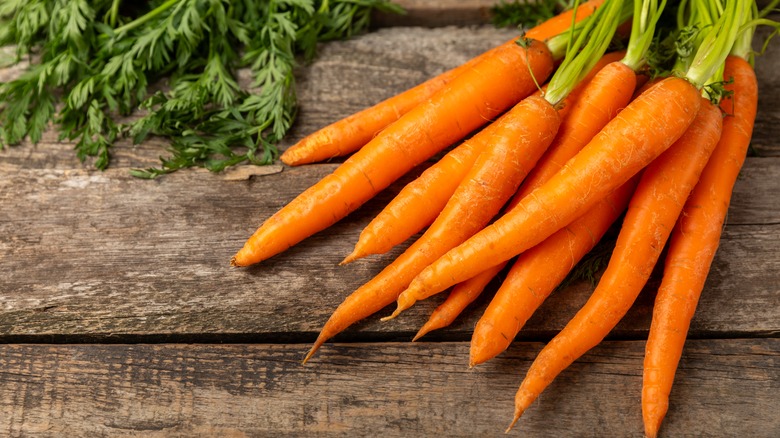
[372,0,496,27]
[3,24,779,171]
[1,157,778,340]
[0,340,777,437]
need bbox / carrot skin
[642,56,758,438]
[396,76,701,310]
[509,97,723,428]
[305,95,560,361]
[280,0,605,166]
[470,178,637,366]
[232,40,554,267]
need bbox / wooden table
[2,3,778,437]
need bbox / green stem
[684,0,743,88]
[545,0,629,106]
[621,0,668,71]
[108,0,121,27]
[114,0,181,34]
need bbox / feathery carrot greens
[0,0,401,176]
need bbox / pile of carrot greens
[229,0,778,436]
[0,0,401,176]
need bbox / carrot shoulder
[394,76,701,311]
[304,94,561,362]
[231,40,554,267]
[509,97,723,428]
[642,56,758,438]
[279,0,604,166]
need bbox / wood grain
[1,158,778,341]
[0,340,777,437]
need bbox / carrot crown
[621,0,668,71]
[544,0,628,106]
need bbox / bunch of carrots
[230,0,776,435]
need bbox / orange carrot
[508,96,722,429]
[470,177,638,366]
[512,60,637,204]
[279,0,605,166]
[344,50,626,264]
[642,55,757,438]
[393,75,701,314]
[413,263,504,342]
[411,51,632,339]
[231,39,554,267]
[304,94,561,362]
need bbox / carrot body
[512,60,637,204]
[279,0,604,166]
[470,178,637,366]
[394,76,701,312]
[305,95,561,361]
[642,56,757,438]
[509,97,723,428]
[345,51,626,263]
[232,40,554,267]
[411,54,632,338]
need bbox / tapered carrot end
[339,250,361,266]
[412,320,438,342]
[505,409,522,434]
[379,307,402,322]
[643,410,663,438]
[644,425,659,438]
[380,293,415,322]
[302,338,325,365]
[230,256,238,267]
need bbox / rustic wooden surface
[1,2,779,437]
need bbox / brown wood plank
[1,157,778,340]
[372,0,496,27]
[0,340,777,437]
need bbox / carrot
[231,39,554,267]
[411,50,632,339]
[470,177,638,366]
[279,0,605,167]
[392,74,701,315]
[642,55,757,438]
[413,263,505,342]
[304,93,561,362]
[507,96,722,430]
[343,50,626,264]
[512,60,638,204]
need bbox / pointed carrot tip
[412,325,432,342]
[303,337,326,365]
[229,256,238,267]
[302,347,316,365]
[505,412,521,434]
[340,252,358,266]
[380,308,401,322]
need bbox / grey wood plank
[0,340,777,437]
[1,158,778,340]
